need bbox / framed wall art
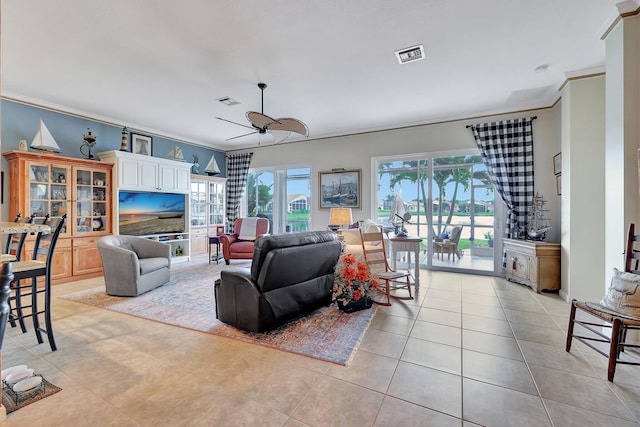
[131,133,153,156]
[318,169,361,209]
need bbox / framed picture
[556,174,562,195]
[553,152,562,175]
[319,169,361,209]
[131,133,153,156]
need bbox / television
[118,191,186,236]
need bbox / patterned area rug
[61,262,375,365]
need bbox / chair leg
[608,318,622,381]
[13,280,28,333]
[566,300,577,352]
[31,277,44,345]
[619,328,628,355]
[373,280,391,306]
[43,274,57,351]
[8,296,17,329]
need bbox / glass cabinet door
[29,163,71,232]
[74,168,108,234]
[190,181,206,227]
[208,181,225,226]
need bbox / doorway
[375,152,503,275]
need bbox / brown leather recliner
[215,231,342,332]
[219,218,270,264]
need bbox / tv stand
[98,150,193,264]
[142,232,190,264]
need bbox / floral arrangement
[333,253,378,305]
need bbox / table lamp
[329,208,353,236]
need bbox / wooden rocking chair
[360,228,413,306]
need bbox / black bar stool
[9,214,66,351]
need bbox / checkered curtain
[225,152,253,233]
[469,117,535,239]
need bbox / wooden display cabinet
[3,151,113,283]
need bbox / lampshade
[329,207,353,227]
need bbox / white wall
[239,108,561,241]
[560,75,606,302]
[605,14,640,293]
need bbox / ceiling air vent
[395,45,425,64]
[217,96,240,106]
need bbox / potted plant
[333,254,378,312]
[484,231,494,248]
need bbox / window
[246,167,311,234]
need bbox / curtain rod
[465,116,537,128]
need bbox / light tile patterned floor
[2,257,640,426]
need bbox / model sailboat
[526,192,551,241]
[167,146,185,161]
[30,119,61,153]
[204,155,221,175]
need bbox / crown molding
[600,0,640,40]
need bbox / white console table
[390,236,421,290]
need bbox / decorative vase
[337,297,373,313]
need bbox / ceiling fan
[216,83,309,144]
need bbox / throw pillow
[439,232,449,239]
[600,268,640,316]
[362,219,381,233]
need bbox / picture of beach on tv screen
[119,191,186,236]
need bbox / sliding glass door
[375,152,502,275]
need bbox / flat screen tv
[118,191,186,236]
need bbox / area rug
[2,377,62,414]
[61,262,376,365]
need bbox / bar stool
[7,214,48,331]
[9,214,66,351]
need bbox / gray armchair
[97,235,171,296]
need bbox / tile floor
[2,257,640,426]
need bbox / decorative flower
[333,253,378,305]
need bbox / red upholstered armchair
[220,218,270,265]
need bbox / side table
[435,241,457,260]
[209,236,221,265]
[389,236,421,290]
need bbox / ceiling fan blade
[225,131,258,141]
[247,111,277,129]
[269,118,309,137]
[215,116,256,130]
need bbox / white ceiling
[1,0,622,151]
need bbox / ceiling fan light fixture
[395,44,425,64]
[269,129,291,144]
